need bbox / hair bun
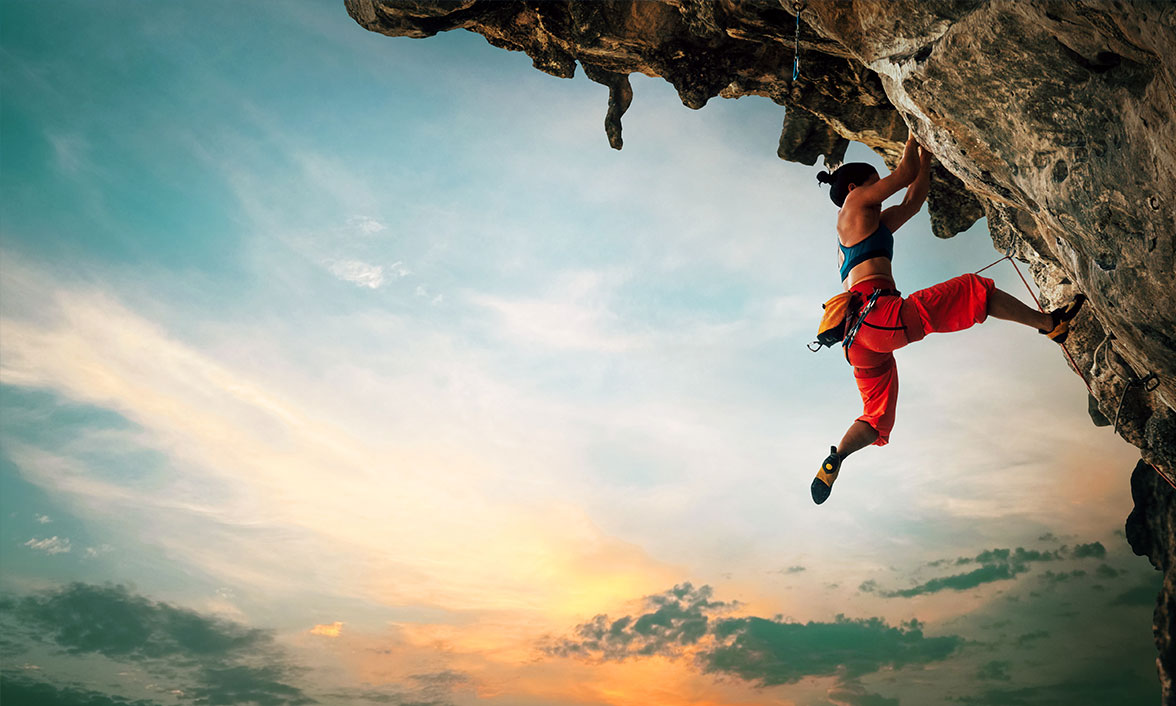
[816,170,833,185]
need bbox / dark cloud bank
[866,543,1119,598]
[1,676,160,706]
[0,571,1156,706]
[0,583,311,706]
[545,582,960,697]
[1,582,269,662]
[547,564,1159,705]
[0,583,459,706]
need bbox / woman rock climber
[811,133,1085,505]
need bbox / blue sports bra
[838,222,894,281]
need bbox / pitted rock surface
[346,0,1176,695]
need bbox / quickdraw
[783,1,805,121]
[1113,372,1159,435]
[792,2,804,81]
[841,288,883,361]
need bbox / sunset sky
[0,2,1161,705]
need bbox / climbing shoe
[811,445,842,505]
[1038,293,1086,345]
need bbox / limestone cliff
[345,0,1176,698]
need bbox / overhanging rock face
[345,0,1176,697]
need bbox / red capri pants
[847,273,994,445]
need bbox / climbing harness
[975,253,1175,490]
[808,286,902,355]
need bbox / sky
[0,2,1162,705]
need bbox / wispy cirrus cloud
[468,269,640,353]
[23,537,71,555]
[347,216,386,235]
[83,544,114,559]
[0,255,679,619]
[45,132,90,176]
[326,257,395,288]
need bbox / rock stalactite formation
[345,0,1176,697]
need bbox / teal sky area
[0,2,1162,705]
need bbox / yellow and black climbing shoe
[1039,293,1086,345]
[811,445,842,505]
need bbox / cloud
[35,514,52,524]
[1038,570,1086,585]
[546,583,961,687]
[977,660,1011,681]
[83,544,115,559]
[0,674,162,706]
[410,670,468,690]
[468,271,642,353]
[0,262,678,618]
[46,132,90,175]
[826,681,900,706]
[309,621,343,637]
[780,565,806,574]
[347,216,386,235]
[186,665,314,706]
[327,259,387,289]
[864,544,1106,598]
[317,691,417,705]
[949,671,1157,706]
[23,536,71,555]
[546,583,735,660]
[965,547,1062,565]
[1070,542,1106,559]
[3,583,472,706]
[1013,630,1049,647]
[0,583,311,706]
[1094,564,1123,579]
[705,615,959,686]
[861,563,1027,598]
[317,671,468,705]
[1110,583,1157,607]
[1,583,266,660]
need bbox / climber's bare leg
[814,420,878,504]
[837,420,879,458]
[987,287,1053,330]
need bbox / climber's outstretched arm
[847,134,920,208]
[881,144,933,232]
